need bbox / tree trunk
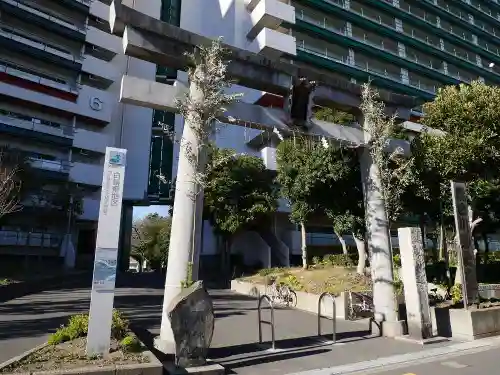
[335,230,348,255]
[438,222,445,260]
[300,222,308,269]
[483,233,489,264]
[353,233,366,275]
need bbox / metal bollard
[317,292,336,344]
[258,294,276,350]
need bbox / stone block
[432,306,500,340]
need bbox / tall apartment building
[0,0,164,268]
[166,0,500,268]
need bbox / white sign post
[86,147,127,356]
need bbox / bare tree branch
[0,151,22,219]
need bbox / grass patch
[240,265,372,295]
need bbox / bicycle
[347,291,373,320]
[268,282,298,307]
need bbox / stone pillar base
[370,319,406,337]
[154,336,176,355]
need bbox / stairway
[258,229,290,267]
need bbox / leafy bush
[451,284,463,305]
[312,256,322,266]
[258,267,284,276]
[120,334,142,353]
[322,254,354,268]
[278,274,303,291]
[393,254,401,268]
[48,309,129,345]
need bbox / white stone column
[358,117,402,336]
[155,81,207,354]
[398,227,433,340]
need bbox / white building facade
[0,0,161,268]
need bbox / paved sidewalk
[0,273,456,374]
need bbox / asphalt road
[1,273,498,375]
[374,346,500,375]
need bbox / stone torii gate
[109,0,415,352]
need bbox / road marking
[402,373,416,375]
[441,361,468,369]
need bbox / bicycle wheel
[287,290,297,308]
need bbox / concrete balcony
[79,197,100,221]
[73,128,111,154]
[0,61,78,94]
[0,81,113,124]
[249,27,296,58]
[70,162,103,186]
[247,0,295,39]
[86,26,122,55]
[0,112,73,146]
[1,0,86,37]
[89,0,109,21]
[29,158,71,174]
[0,27,83,65]
[82,54,119,84]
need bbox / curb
[0,342,48,370]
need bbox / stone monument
[168,281,215,368]
[397,227,433,341]
[450,181,479,306]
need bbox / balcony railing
[0,62,79,94]
[0,27,83,63]
[29,157,71,174]
[0,230,62,248]
[2,0,86,34]
[296,43,437,94]
[296,12,464,82]
[299,2,496,81]
[0,112,74,138]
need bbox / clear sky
[133,205,170,220]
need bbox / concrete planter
[431,305,500,341]
[230,279,349,319]
[0,343,162,375]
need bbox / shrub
[258,267,284,276]
[278,274,303,291]
[120,334,142,353]
[393,254,401,268]
[312,256,322,266]
[48,309,129,345]
[111,309,129,340]
[451,284,463,305]
[322,254,355,268]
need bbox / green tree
[411,81,500,281]
[131,213,171,271]
[203,147,278,272]
[276,136,355,269]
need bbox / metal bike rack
[317,292,336,344]
[258,294,276,350]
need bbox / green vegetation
[120,334,142,353]
[131,213,171,271]
[48,310,129,345]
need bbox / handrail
[317,292,336,344]
[258,294,276,350]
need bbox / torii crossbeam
[110,0,414,353]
